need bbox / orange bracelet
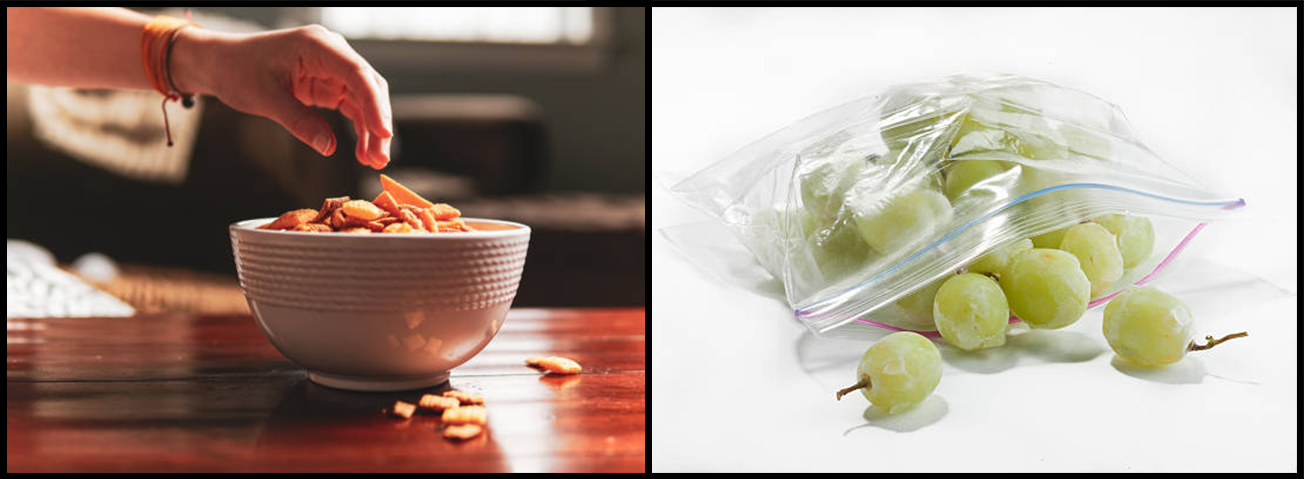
[140,12,201,146]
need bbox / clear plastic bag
[663,74,1246,337]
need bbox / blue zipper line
[794,182,1246,315]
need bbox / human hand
[174,24,393,169]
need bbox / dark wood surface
[6,308,645,472]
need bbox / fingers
[340,99,388,169]
[311,30,393,139]
[339,100,371,168]
[262,91,336,157]
[368,69,392,139]
[356,127,372,169]
[289,25,393,168]
[372,135,391,169]
[362,69,391,169]
[337,68,390,169]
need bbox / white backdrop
[652,7,1297,472]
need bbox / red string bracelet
[141,11,201,147]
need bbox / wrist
[168,26,217,97]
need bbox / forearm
[6,7,160,90]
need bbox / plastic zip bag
[663,74,1246,337]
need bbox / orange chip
[330,209,347,229]
[441,405,487,425]
[313,196,351,222]
[339,226,372,234]
[342,199,384,221]
[417,208,438,233]
[437,219,471,233]
[380,174,435,209]
[442,390,484,405]
[372,190,403,217]
[443,424,483,441]
[398,208,422,228]
[261,209,318,230]
[293,223,334,232]
[341,214,367,227]
[532,356,582,374]
[383,222,414,233]
[418,394,460,412]
[391,400,416,419]
[429,203,461,221]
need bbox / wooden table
[6,308,645,472]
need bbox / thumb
[262,94,336,156]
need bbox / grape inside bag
[665,74,1245,337]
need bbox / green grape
[811,216,872,279]
[1104,287,1250,367]
[835,332,942,414]
[950,129,1015,157]
[1000,248,1090,329]
[894,278,944,332]
[947,109,987,152]
[1012,129,1069,160]
[852,189,952,255]
[1104,287,1251,367]
[879,92,963,152]
[933,273,1009,351]
[772,208,870,281]
[882,148,947,193]
[799,156,865,222]
[966,107,1068,160]
[943,159,1008,200]
[1029,226,1070,249]
[1013,163,1062,197]
[1103,287,1194,367]
[1094,214,1155,268]
[1058,223,1124,293]
[881,116,940,152]
[1058,123,1113,159]
[967,238,1033,277]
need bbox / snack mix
[258,174,475,234]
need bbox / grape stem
[835,374,872,401]
[1187,331,1249,352]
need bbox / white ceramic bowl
[230,217,530,391]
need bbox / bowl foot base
[308,371,450,392]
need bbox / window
[321,7,594,45]
[317,7,610,72]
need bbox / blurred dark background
[6,7,645,309]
